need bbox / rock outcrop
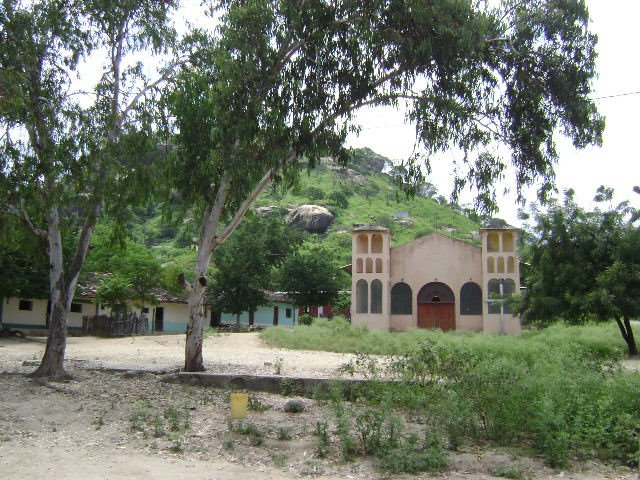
[285,205,334,234]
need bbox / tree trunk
[184,278,206,371]
[30,295,71,378]
[616,316,638,356]
[31,209,70,378]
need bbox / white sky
[345,0,640,224]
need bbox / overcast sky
[345,0,640,224]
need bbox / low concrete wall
[163,372,370,398]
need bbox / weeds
[248,395,270,412]
[277,426,293,440]
[273,357,284,375]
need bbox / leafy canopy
[520,187,640,355]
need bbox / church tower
[480,219,521,334]
[351,225,392,329]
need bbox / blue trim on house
[2,322,82,331]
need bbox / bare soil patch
[0,334,635,479]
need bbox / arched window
[371,234,383,253]
[366,258,373,273]
[507,256,515,274]
[417,282,455,303]
[487,257,495,273]
[391,282,412,314]
[356,234,368,254]
[503,279,516,314]
[356,258,363,274]
[356,280,368,313]
[460,282,482,315]
[487,278,515,314]
[487,279,501,314]
[502,233,514,252]
[371,280,383,314]
[375,258,383,273]
[497,257,505,273]
[487,233,499,252]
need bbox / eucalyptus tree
[167,0,604,371]
[0,0,178,377]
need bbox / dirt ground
[0,333,636,480]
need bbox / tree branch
[117,58,184,126]
[5,203,47,238]
[214,150,296,249]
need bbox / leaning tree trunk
[31,209,71,378]
[616,316,638,356]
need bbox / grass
[261,317,637,360]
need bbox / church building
[350,220,521,334]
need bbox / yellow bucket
[230,392,248,419]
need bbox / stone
[285,205,334,234]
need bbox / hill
[102,148,481,272]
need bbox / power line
[592,90,640,100]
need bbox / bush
[298,313,314,326]
[284,399,305,413]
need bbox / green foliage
[206,215,301,317]
[298,314,313,326]
[275,244,345,309]
[262,317,636,360]
[96,277,133,314]
[329,334,640,469]
[521,188,640,354]
[283,399,305,413]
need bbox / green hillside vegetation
[84,148,481,283]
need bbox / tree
[0,0,177,377]
[205,215,301,327]
[166,0,603,371]
[520,188,640,355]
[275,244,344,312]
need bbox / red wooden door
[417,303,455,331]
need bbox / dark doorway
[273,306,279,326]
[155,307,164,332]
[417,282,455,331]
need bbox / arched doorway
[417,282,455,331]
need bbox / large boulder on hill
[286,205,334,234]
[341,168,366,185]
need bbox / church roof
[352,224,390,232]
[480,218,518,230]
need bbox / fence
[82,312,148,337]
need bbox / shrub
[298,313,313,326]
[284,399,305,413]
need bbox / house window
[371,280,383,314]
[497,257,505,273]
[285,308,292,318]
[366,258,373,273]
[142,307,150,314]
[70,303,83,313]
[460,282,482,315]
[356,280,368,314]
[19,300,33,311]
[391,282,412,314]
[507,256,515,273]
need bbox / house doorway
[417,282,455,331]
[155,307,164,332]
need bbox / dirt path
[0,334,636,480]
[0,332,354,377]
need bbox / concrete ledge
[162,372,369,398]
